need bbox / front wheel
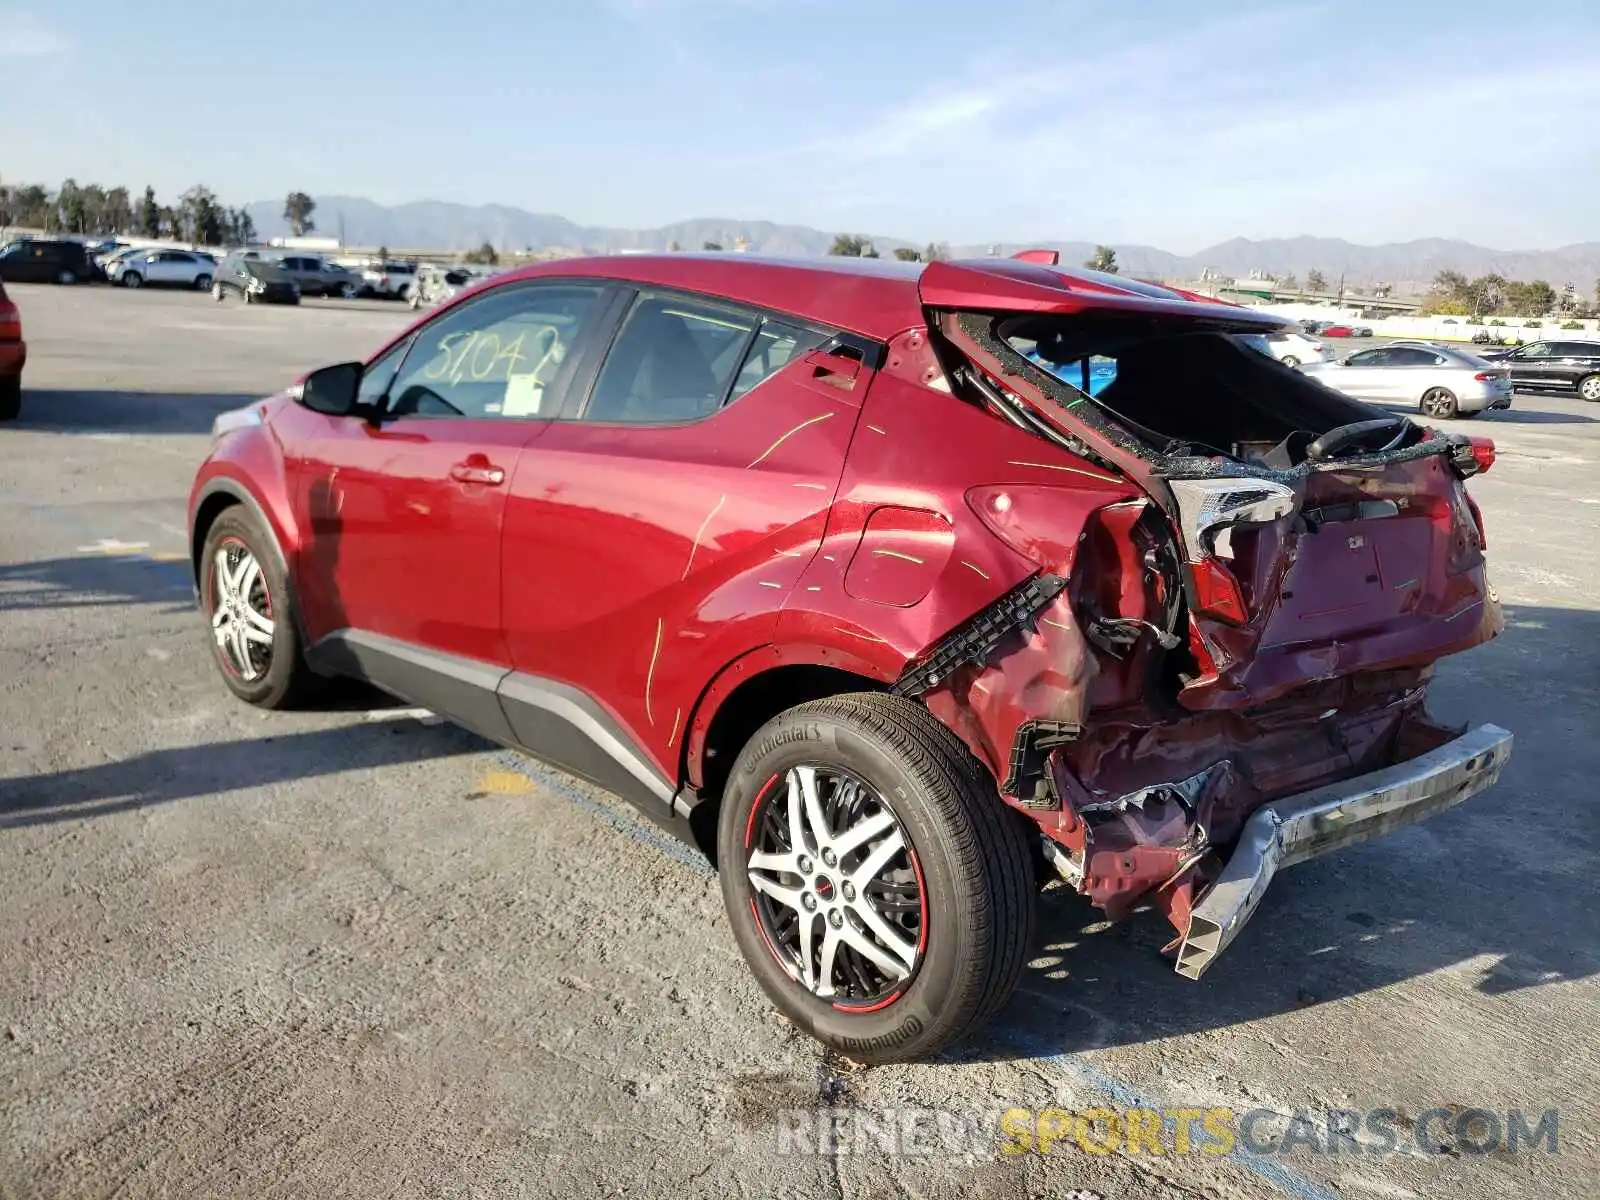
[1421,387,1460,419]
[199,508,320,709]
[56,269,78,285]
[1280,354,1300,368]
[718,693,1035,1063]
[212,281,224,302]
[1578,374,1600,403]
[122,272,143,289]
[194,274,213,291]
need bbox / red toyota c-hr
[189,253,1511,1061]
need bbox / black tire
[122,271,143,289]
[0,375,20,421]
[56,269,78,285]
[242,287,253,304]
[195,273,213,291]
[1280,354,1300,368]
[198,507,321,709]
[1578,374,1600,403]
[1420,387,1460,419]
[717,692,1035,1063]
[212,281,225,302]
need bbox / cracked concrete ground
[2,286,1596,1199]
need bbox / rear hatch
[922,259,1502,710]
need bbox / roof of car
[496,254,1282,340]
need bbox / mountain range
[244,195,1600,293]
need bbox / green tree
[1085,245,1118,273]
[702,240,723,251]
[377,245,390,263]
[463,241,499,265]
[828,234,868,256]
[283,191,316,237]
[1279,272,1299,291]
[861,241,880,259]
[226,207,256,245]
[1306,268,1328,292]
[923,242,948,262]
[182,186,225,245]
[666,239,682,252]
[57,179,86,232]
[103,186,132,234]
[893,247,922,262]
[139,186,161,237]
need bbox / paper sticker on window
[502,374,545,417]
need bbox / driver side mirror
[295,361,363,416]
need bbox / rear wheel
[1578,374,1600,403]
[199,508,321,709]
[718,693,1034,1063]
[1421,387,1459,419]
[0,376,20,421]
[1280,354,1300,368]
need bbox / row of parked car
[0,236,474,305]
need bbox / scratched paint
[747,413,835,468]
[644,618,664,725]
[681,493,727,581]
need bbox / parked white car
[110,249,215,291]
[360,261,418,300]
[1261,331,1329,367]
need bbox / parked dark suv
[0,238,96,285]
[1477,339,1600,401]
[212,253,301,305]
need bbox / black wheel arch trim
[189,478,317,656]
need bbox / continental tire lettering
[769,723,823,750]
[835,1015,924,1054]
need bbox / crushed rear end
[908,258,1510,974]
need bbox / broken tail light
[1447,435,1496,478]
[1167,477,1297,625]
[0,299,19,342]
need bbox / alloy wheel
[1421,388,1457,418]
[745,764,926,1008]
[210,538,274,681]
[1580,376,1600,402]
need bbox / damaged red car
[187,252,1512,1062]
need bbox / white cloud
[0,10,68,57]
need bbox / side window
[1519,343,1552,359]
[381,283,605,420]
[1346,349,1391,367]
[585,295,758,423]
[1551,342,1592,358]
[1388,348,1436,366]
[726,320,827,404]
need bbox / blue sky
[3,0,1599,250]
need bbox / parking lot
[2,283,1597,1199]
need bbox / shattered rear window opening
[965,311,1446,476]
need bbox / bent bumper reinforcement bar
[1175,723,1514,981]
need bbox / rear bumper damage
[1173,722,1513,980]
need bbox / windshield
[243,259,291,281]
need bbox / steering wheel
[1305,417,1407,462]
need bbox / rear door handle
[450,457,506,486]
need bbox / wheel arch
[187,478,314,653]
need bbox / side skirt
[309,630,700,837]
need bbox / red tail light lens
[1468,436,1496,474]
[1473,371,1498,382]
[0,301,20,342]
[1190,556,1249,625]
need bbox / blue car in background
[1024,349,1119,395]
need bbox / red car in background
[187,253,1512,1061]
[1320,324,1355,337]
[0,279,25,421]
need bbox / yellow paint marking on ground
[474,770,534,796]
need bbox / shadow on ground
[12,389,261,436]
[0,719,488,829]
[0,553,194,613]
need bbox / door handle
[449,458,506,486]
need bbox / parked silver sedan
[1301,342,1512,418]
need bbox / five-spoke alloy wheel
[745,764,926,1007]
[719,693,1034,1063]
[199,507,319,708]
